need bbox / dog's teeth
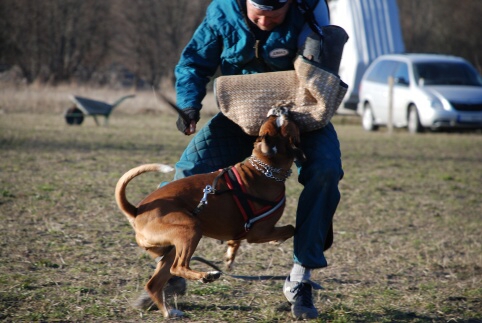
[267,107,277,117]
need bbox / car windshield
[413,61,482,86]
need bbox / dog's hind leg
[225,240,241,271]
[145,248,184,318]
[169,228,222,283]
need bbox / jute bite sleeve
[214,56,348,136]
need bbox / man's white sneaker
[283,276,322,320]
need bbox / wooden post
[388,76,394,134]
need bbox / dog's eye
[255,135,265,143]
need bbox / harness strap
[192,166,285,235]
[225,167,285,231]
[192,168,230,216]
[297,0,330,35]
[244,195,285,231]
[227,167,280,206]
[225,167,256,224]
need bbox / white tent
[329,0,405,113]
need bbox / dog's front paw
[201,271,222,283]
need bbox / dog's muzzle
[267,106,290,128]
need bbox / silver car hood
[424,86,482,103]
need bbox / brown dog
[115,107,305,318]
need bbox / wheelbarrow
[64,94,135,125]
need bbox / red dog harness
[194,166,286,237]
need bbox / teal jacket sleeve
[174,18,222,110]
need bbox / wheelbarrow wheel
[64,106,84,125]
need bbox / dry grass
[0,82,219,116]
[0,86,481,322]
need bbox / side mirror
[394,77,409,86]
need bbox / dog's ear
[282,119,306,162]
[292,145,306,162]
[287,132,306,162]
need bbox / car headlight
[430,99,444,110]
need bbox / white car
[357,54,482,133]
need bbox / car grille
[451,102,482,112]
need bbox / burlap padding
[215,57,348,136]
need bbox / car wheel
[408,105,423,134]
[362,103,378,131]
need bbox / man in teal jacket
[169,0,342,319]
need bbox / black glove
[176,108,200,134]
[299,26,349,75]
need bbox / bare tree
[2,0,479,85]
[397,0,482,71]
[117,0,210,87]
[0,0,113,83]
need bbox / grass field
[0,87,481,322]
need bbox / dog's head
[254,106,306,164]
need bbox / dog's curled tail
[115,164,174,227]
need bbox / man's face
[246,0,291,31]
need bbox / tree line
[0,0,481,87]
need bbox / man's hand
[176,108,200,135]
[185,120,197,135]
